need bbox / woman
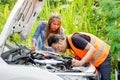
[31,13,64,51]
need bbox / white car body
[0,0,100,80]
[0,62,63,80]
[0,0,63,80]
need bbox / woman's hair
[45,13,62,40]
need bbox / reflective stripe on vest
[91,36,96,46]
[88,34,105,63]
[68,32,110,67]
[91,41,105,63]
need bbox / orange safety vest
[68,32,110,67]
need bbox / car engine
[1,45,100,80]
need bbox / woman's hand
[31,40,36,51]
[31,46,36,51]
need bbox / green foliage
[97,0,120,76]
[99,0,120,53]
[0,0,16,33]
[4,4,9,20]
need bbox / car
[0,0,100,80]
[1,42,101,80]
[0,0,63,80]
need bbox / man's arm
[80,43,95,65]
[72,43,95,66]
[71,34,96,66]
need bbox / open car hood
[0,0,44,48]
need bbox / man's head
[48,34,67,53]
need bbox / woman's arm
[31,21,46,51]
[31,40,36,51]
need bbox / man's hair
[48,34,64,46]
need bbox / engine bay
[1,45,100,80]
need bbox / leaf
[4,4,9,20]
[109,42,120,53]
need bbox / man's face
[51,39,66,53]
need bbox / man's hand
[72,59,83,67]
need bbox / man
[48,32,111,80]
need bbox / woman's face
[50,19,61,32]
